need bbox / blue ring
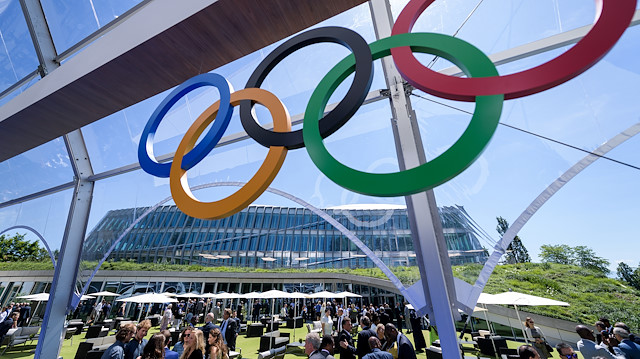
[138,73,234,177]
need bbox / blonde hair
[180,329,205,359]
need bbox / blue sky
[0,0,639,275]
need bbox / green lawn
[2,322,580,359]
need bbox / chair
[259,330,290,352]
[85,325,108,339]
[477,336,507,357]
[257,346,286,359]
[64,327,78,346]
[499,347,518,359]
[15,326,40,342]
[247,323,265,337]
[1,328,28,356]
[425,346,443,359]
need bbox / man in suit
[363,337,393,359]
[200,313,219,342]
[357,316,376,359]
[614,327,640,359]
[385,323,416,359]
[339,317,357,359]
[220,308,238,351]
[18,303,30,327]
[161,330,179,359]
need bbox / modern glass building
[83,204,488,268]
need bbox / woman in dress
[180,328,205,359]
[207,328,229,359]
[161,304,173,331]
[524,317,550,359]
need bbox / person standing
[124,319,151,359]
[393,302,403,333]
[208,328,228,359]
[305,332,325,359]
[363,337,393,359]
[524,317,550,359]
[613,328,640,359]
[180,328,205,359]
[403,302,411,334]
[357,316,376,359]
[575,325,621,359]
[212,302,221,324]
[139,333,166,359]
[220,309,238,351]
[339,318,357,359]
[101,323,136,359]
[0,312,19,343]
[384,323,416,359]
[161,304,173,331]
[321,309,333,336]
[18,303,31,327]
[201,313,219,342]
[161,330,179,359]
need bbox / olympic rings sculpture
[138,0,634,220]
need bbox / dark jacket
[221,318,238,350]
[397,333,417,359]
[339,329,357,359]
[357,326,376,359]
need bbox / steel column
[19,2,96,358]
[368,0,460,358]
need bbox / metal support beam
[19,2,97,358]
[35,132,95,359]
[19,0,58,76]
[368,0,460,358]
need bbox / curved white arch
[0,225,56,267]
[458,122,640,309]
[79,183,411,300]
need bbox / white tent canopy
[261,290,293,299]
[174,292,202,298]
[241,292,263,299]
[17,293,50,301]
[215,292,244,299]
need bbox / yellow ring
[170,88,291,219]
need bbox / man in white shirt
[576,325,623,359]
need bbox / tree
[540,244,610,275]
[496,216,530,263]
[0,233,49,262]
[617,262,640,290]
[573,246,610,275]
[539,244,573,265]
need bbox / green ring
[302,32,504,197]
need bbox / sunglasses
[184,334,191,338]
[565,354,578,359]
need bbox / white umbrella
[117,293,178,303]
[91,291,121,297]
[241,291,263,299]
[199,293,218,299]
[80,295,96,301]
[215,292,244,299]
[18,293,49,301]
[161,292,178,297]
[261,290,292,299]
[174,292,202,298]
[478,291,569,344]
[307,290,339,298]
[335,291,362,298]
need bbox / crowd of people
[519,316,640,359]
[101,304,241,359]
[0,302,32,343]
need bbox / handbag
[544,341,554,353]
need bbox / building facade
[83,204,488,268]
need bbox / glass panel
[0,0,38,95]
[40,0,143,54]
[0,138,73,202]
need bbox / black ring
[240,26,373,149]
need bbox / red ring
[391,0,636,101]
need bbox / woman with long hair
[207,328,229,359]
[139,333,165,359]
[523,317,550,359]
[180,328,205,359]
